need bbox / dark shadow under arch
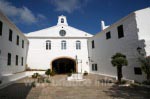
[52,57,76,74]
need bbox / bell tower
[57,15,68,26]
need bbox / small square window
[92,64,98,71]
[134,67,142,75]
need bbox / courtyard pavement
[0,74,150,99]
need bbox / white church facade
[26,16,93,74]
[0,7,150,83]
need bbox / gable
[25,25,93,38]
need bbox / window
[0,50,1,57]
[134,67,142,75]
[7,53,11,66]
[0,20,2,36]
[76,41,81,50]
[22,40,24,48]
[117,25,124,38]
[21,57,24,66]
[61,40,66,50]
[46,40,51,50]
[59,30,66,36]
[106,31,111,39]
[95,64,98,71]
[16,35,19,45]
[92,64,98,71]
[92,64,94,70]
[9,29,13,41]
[61,18,64,23]
[16,55,18,66]
[92,40,95,48]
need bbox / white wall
[27,38,90,73]
[88,12,147,82]
[0,11,29,75]
[135,8,150,56]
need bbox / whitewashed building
[88,7,150,82]
[0,11,29,76]
[26,16,93,74]
[0,7,149,83]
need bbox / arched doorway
[52,57,76,74]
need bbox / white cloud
[0,0,46,24]
[51,0,89,13]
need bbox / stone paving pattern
[0,74,150,99]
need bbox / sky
[0,0,149,34]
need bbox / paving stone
[0,74,150,99]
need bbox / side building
[0,11,29,76]
[88,7,150,82]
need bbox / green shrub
[45,69,51,76]
[46,79,51,83]
[83,71,88,76]
[142,80,150,85]
[32,73,39,78]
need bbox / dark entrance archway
[52,58,76,74]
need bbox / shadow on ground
[0,83,32,99]
[103,85,150,99]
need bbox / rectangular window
[117,25,124,38]
[0,20,3,36]
[106,31,111,39]
[92,64,98,71]
[76,41,81,50]
[16,55,18,66]
[61,41,66,50]
[92,40,95,48]
[134,67,142,75]
[7,53,11,66]
[46,41,51,50]
[92,64,94,71]
[21,57,24,66]
[95,64,98,71]
[22,40,24,48]
[46,43,48,50]
[9,29,13,41]
[16,35,19,45]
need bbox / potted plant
[83,71,88,76]
[45,69,51,78]
[111,53,128,84]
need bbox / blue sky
[0,0,149,34]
